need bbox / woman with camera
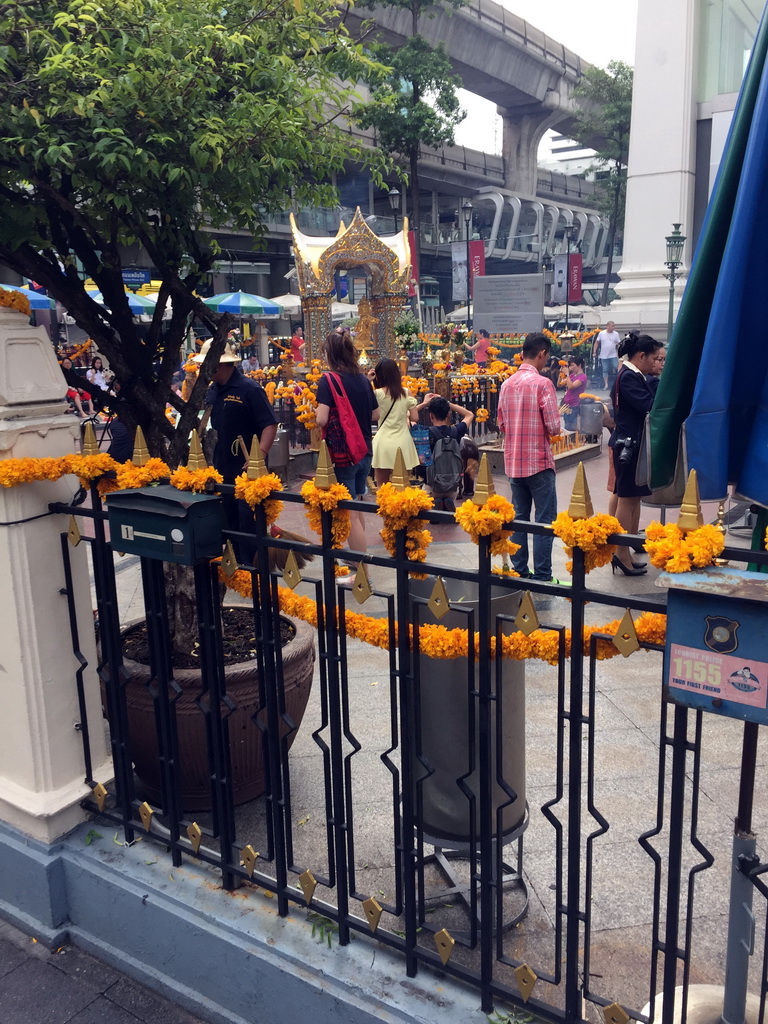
[609,332,664,575]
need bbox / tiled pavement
[0,920,207,1024]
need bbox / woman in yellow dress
[371,359,429,486]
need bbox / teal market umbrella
[0,283,56,309]
[203,291,283,316]
[86,290,157,314]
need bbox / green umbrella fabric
[648,8,768,489]
[203,291,282,316]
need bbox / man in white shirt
[592,320,621,389]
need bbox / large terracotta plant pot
[119,615,315,811]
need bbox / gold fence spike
[82,421,99,456]
[362,897,383,933]
[246,437,268,480]
[186,822,203,854]
[604,1004,630,1024]
[138,801,154,832]
[314,440,337,488]
[187,431,208,471]
[67,515,82,548]
[91,782,108,813]
[282,549,302,590]
[514,591,540,636]
[298,869,318,905]
[678,469,704,532]
[428,576,451,620]
[221,540,238,578]
[471,453,495,505]
[434,928,455,965]
[567,462,594,519]
[352,562,373,605]
[390,448,409,491]
[241,845,259,878]
[514,963,538,1002]
[612,609,640,657]
[131,425,150,467]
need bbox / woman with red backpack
[315,331,379,573]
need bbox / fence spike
[471,453,495,505]
[390,448,409,491]
[314,440,337,488]
[131,425,150,467]
[246,437,268,479]
[187,431,208,471]
[568,462,594,519]
[677,469,704,532]
[82,421,99,456]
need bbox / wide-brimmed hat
[192,339,239,364]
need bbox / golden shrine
[290,208,411,362]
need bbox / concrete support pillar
[613,0,698,332]
[0,312,111,843]
[499,105,566,196]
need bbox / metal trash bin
[269,422,290,470]
[409,578,525,846]
[579,398,605,438]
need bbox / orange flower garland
[552,511,623,573]
[0,288,31,315]
[455,494,519,558]
[170,466,224,493]
[300,480,352,548]
[234,472,283,527]
[644,521,725,572]
[475,407,490,423]
[218,569,667,664]
[376,482,433,577]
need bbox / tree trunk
[165,562,200,660]
[600,172,622,307]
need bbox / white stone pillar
[0,312,111,842]
[613,0,698,335]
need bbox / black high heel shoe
[632,560,647,569]
[611,555,647,576]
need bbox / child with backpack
[425,395,474,512]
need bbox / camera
[614,436,636,466]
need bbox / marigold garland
[644,521,725,572]
[0,288,31,315]
[475,407,490,423]
[455,494,519,558]
[218,568,667,664]
[376,482,434,578]
[552,511,623,573]
[169,466,224,493]
[234,472,284,526]
[300,479,352,548]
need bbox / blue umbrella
[0,283,56,309]
[203,291,282,316]
[86,290,156,315]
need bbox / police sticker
[703,616,740,654]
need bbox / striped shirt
[497,363,560,478]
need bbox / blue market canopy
[203,291,283,316]
[0,283,56,309]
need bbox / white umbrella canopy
[331,302,358,320]
[269,292,302,316]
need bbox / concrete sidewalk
[0,920,206,1024]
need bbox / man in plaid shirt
[497,333,561,581]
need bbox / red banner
[469,239,485,296]
[568,253,583,303]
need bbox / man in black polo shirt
[193,339,277,558]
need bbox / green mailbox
[106,484,224,565]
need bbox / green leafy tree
[356,0,465,274]
[0,0,387,653]
[571,60,634,306]
[0,0,385,466]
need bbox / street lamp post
[663,223,686,341]
[541,252,554,309]
[388,188,401,234]
[462,199,473,328]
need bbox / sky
[453,0,639,154]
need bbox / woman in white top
[87,356,108,390]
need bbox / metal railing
[53,482,768,1023]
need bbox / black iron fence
[52,482,768,1024]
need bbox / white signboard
[472,275,544,334]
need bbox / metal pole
[565,238,570,333]
[667,266,676,340]
[721,721,759,1024]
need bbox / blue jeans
[601,356,619,389]
[509,469,557,580]
[334,454,372,498]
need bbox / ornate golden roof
[290,208,411,296]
